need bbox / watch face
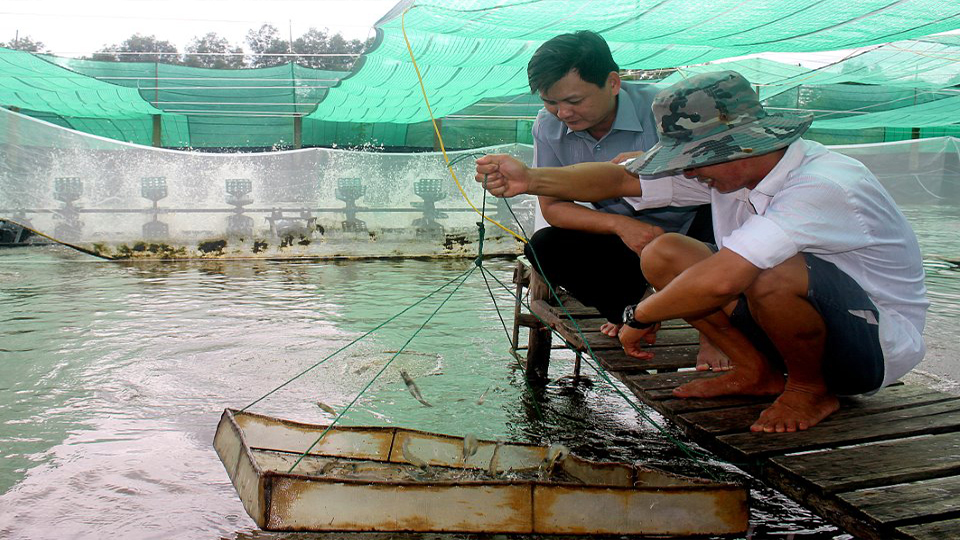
[622,304,635,324]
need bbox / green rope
[241,265,476,412]
[473,174,546,422]
[486,199,720,476]
[288,265,478,473]
[477,254,719,478]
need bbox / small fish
[487,440,503,477]
[461,434,479,463]
[401,437,428,470]
[399,369,433,407]
[316,401,337,416]
[476,386,492,406]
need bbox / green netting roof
[658,35,960,98]
[0,47,164,118]
[814,94,960,129]
[39,58,353,147]
[309,0,960,123]
[647,34,960,130]
[42,57,346,116]
[2,0,959,148]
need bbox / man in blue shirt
[525,31,722,369]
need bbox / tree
[91,34,180,64]
[184,32,244,69]
[291,27,368,70]
[2,35,46,53]
[246,24,289,68]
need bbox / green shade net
[660,35,960,93]
[43,58,352,148]
[3,0,959,149]
[0,47,189,146]
[648,34,960,141]
[308,0,960,124]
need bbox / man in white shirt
[475,70,928,433]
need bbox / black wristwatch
[622,303,656,330]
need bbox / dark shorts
[709,247,885,396]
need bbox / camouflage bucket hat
[625,70,813,176]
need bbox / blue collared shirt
[532,82,698,232]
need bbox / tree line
[3,25,370,70]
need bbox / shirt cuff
[721,215,798,269]
[624,177,674,210]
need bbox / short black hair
[527,30,619,94]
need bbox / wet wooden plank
[660,395,774,415]
[550,295,598,317]
[839,475,960,525]
[594,346,699,373]
[898,517,960,540]
[681,385,960,435]
[579,329,700,351]
[717,400,960,460]
[621,370,720,392]
[567,317,691,332]
[531,301,699,352]
[768,432,960,494]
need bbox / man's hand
[614,216,664,255]
[610,150,645,165]
[619,323,660,360]
[475,154,530,198]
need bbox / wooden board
[898,517,960,540]
[681,385,959,435]
[717,400,960,460]
[839,475,960,525]
[768,431,960,493]
[595,345,700,373]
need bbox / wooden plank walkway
[510,260,960,540]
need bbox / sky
[0,0,400,57]
[2,1,954,67]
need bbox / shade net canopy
[0,47,189,146]
[648,34,960,142]
[308,0,960,124]
[0,107,533,259]
[0,0,958,151]
[41,58,352,148]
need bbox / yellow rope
[400,6,527,244]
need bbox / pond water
[0,203,957,539]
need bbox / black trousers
[524,205,714,323]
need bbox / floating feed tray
[214,409,748,535]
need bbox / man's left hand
[619,323,659,359]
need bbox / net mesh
[2,107,957,259]
[1,1,957,149]
[308,0,960,124]
[0,107,534,258]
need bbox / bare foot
[673,370,784,399]
[750,387,840,433]
[696,334,731,371]
[600,322,622,337]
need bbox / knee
[640,233,695,288]
[745,257,808,308]
[525,227,560,261]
